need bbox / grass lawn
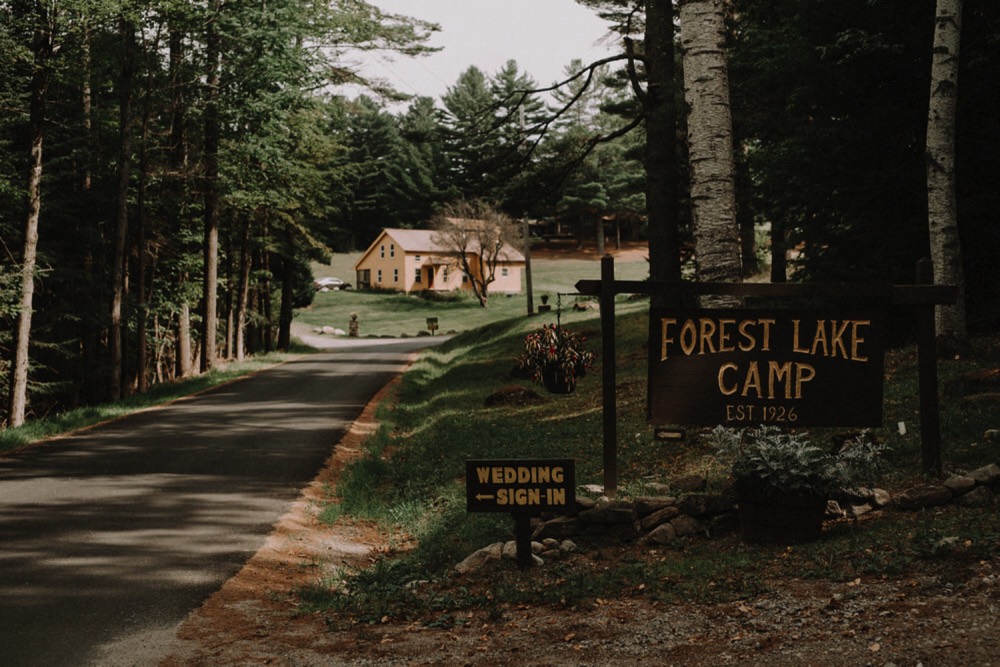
[303,253,650,338]
[303,299,1000,622]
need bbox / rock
[502,540,518,560]
[321,325,337,335]
[633,496,677,516]
[678,492,735,517]
[581,484,605,495]
[670,514,703,537]
[943,475,977,496]
[848,503,874,518]
[871,488,892,507]
[575,495,598,511]
[559,539,579,553]
[578,502,636,524]
[985,429,1000,442]
[455,542,503,574]
[958,485,994,507]
[646,522,677,545]
[893,485,952,510]
[533,516,581,540]
[645,482,672,495]
[825,500,846,519]
[639,505,682,531]
[968,463,1000,486]
[333,328,346,336]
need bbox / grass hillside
[303,307,1000,623]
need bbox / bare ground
[159,243,1000,665]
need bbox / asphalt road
[0,338,443,666]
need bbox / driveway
[0,338,444,666]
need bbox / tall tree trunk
[679,0,742,304]
[177,297,193,378]
[111,16,136,401]
[235,216,252,362]
[9,7,56,428]
[926,0,967,356]
[201,0,222,372]
[167,21,193,378]
[643,0,681,302]
[277,227,294,351]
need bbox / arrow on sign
[475,494,495,501]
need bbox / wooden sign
[647,308,885,427]
[466,459,575,514]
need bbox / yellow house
[353,228,525,295]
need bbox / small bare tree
[431,200,521,308]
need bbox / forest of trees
[2,0,998,427]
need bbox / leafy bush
[517,324,596,391]
[708,426,886,499]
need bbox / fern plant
[708,426,885,500]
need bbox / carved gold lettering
[792,320,809,354]
[660,318,677,360]
[699,319,717,355]
[851,320,870,361]
[795,363,816,398]
[679,320,697,356]
[767,361,793,399]
[718,363,739,395]
[738,320,756,351]
[810,319,829,356]
[718,319,736,353]
[830,320,851,359]
[742,361,763,398]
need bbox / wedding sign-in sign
[647,308,886,427]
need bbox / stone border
[454,463,1000,573]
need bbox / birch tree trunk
[679,0,742,304]
[926,0,967,355]
[9,7,56,428]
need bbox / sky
[353,0,618,102]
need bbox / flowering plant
[518,324,596,392]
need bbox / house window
[443,266,449,281]
[462,274,468,283]
[377,269,382,282]
[501,267,509,277]
[393,269,399,282]
[379,245,385,259]
[390,244,395,258]
[414,268,422,283]
[415,255,421,262]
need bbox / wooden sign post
[576,257,958,489]
[466,459,575,568]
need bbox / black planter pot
[541,367,574,394]
[738,492,826,544]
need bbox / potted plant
[708,426,885,544]
[518,324,596,394]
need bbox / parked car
[314,277,351,291]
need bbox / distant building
[353,227,525,295]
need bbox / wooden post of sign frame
[916,259,943,476]
[600,255,617,497]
